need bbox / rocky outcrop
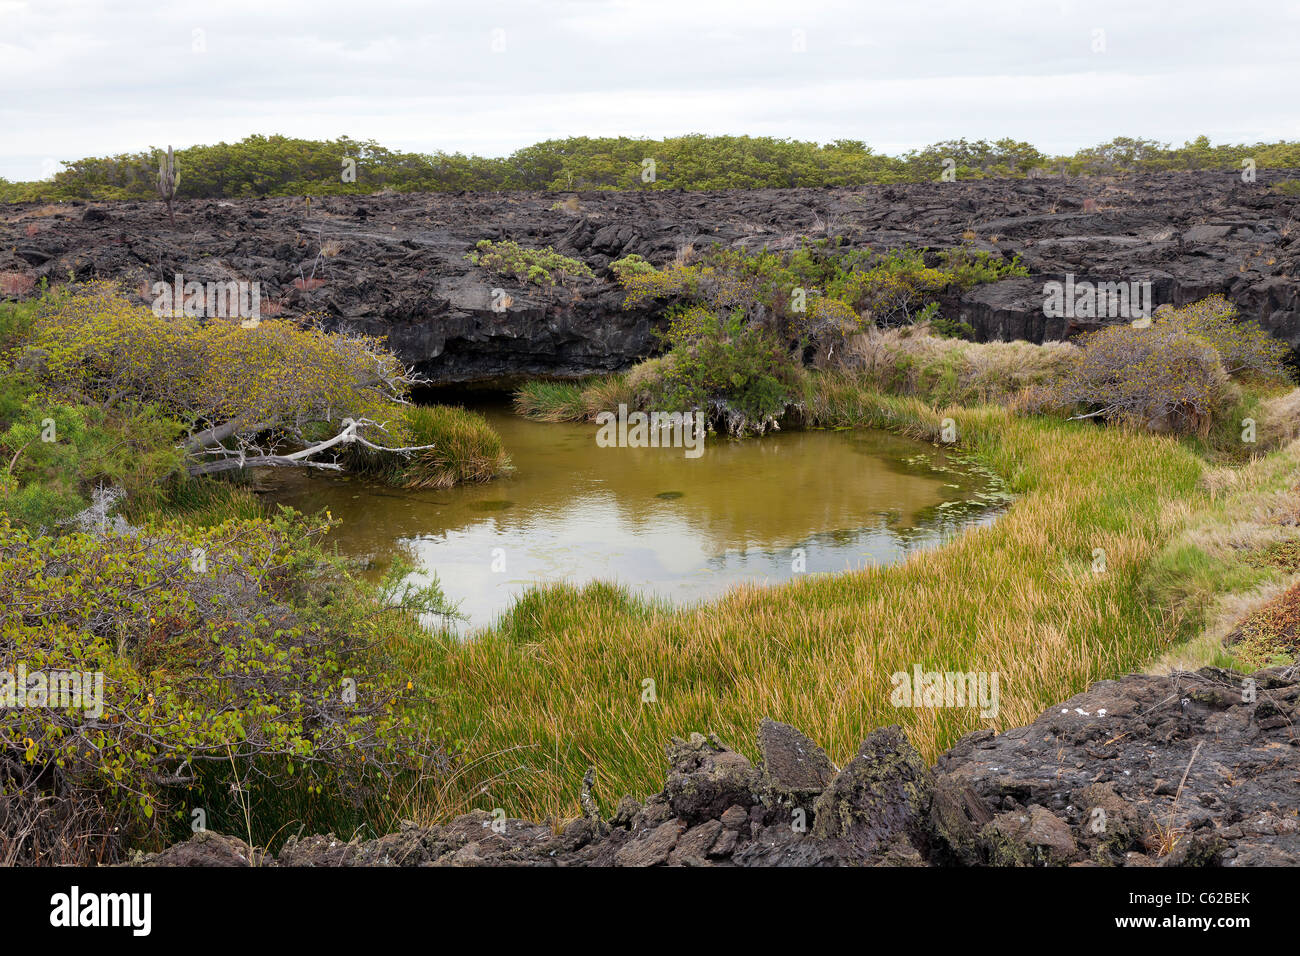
[4,170,1299,383]
[136,666,1300,867]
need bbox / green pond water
[262,404,1007,633]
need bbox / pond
[262,402,1008,633]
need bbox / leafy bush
[609,254,657,282]
[466,240,594,287]
[1155,295,1290,378]
[13,283,431,479]
[647,307,809,436]
[26,285,404,432]
[1049,325,1231,434]
[0,510,446,864]
[937,247,1030,288]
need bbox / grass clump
[513,380,590,422]
[842,326,1078,407]
[347,404,511,489]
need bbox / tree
[22,284,436,477]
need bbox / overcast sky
[1,0,1297,181]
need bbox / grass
[1219,583,1300,670]
[348,404,511,489]
[513,375,633,423]
[1151,430,1300,673]
[512,379,590,422]
[391,375,1299,825]
[841,325,1079,407]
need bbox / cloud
[1,0,1296,179]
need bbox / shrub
[651,307,809,436]
[0,510,446,864]
[1049,325,1231,435]
[609,254,657,282]
[936,247,1030,288]
[466,239,594,286]
[17,283,426,478]
[27,285,405,431]
[1155,295,1291,378]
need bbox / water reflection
[262,405,1006,632]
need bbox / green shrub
[937,247,1030,288]
[1049,325,1231,435]
[466,240,594,286]
[0,510,447,863]
[650,307,809,436]
[609,254,657,282]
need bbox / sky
[1,0,1298,181]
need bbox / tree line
[2,133,1298,202]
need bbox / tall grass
[512,380,588,422]
[513,375,633,423]
[390,380,1291,824]
[124,475,267,527]
[841,325,1078,407]
[349,404,510,489]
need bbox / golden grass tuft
[347,404,511,489]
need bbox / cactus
[157,145,180,225]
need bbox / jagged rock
[8,172,1299,386]
[609,795,641,829]
[667,821,723,866]
[139,830,260,867]
[136,667,1300,867]
[926,779,993,865]
[719,805,749,829]
[663,732,761,823]
[758,717,837,800]
[614,819,684,867]
[732,823,843,867]
[984,806,1076,865]
[811,726,933,859]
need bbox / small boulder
[811,725,933,860]
[758,717,837,799]
[664,732,761,823]
[614,819,685,867]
